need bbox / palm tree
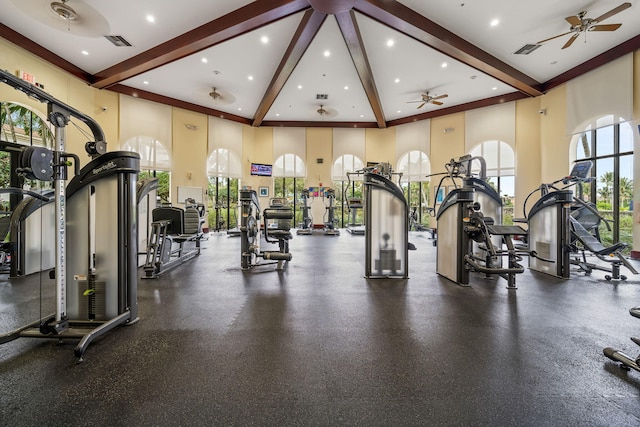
[598,172,614,207]
[619,176,633,210]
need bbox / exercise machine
[363,168,408,279]
[323,188,340,235]
[524,160,636,280]
[239,189,293,271]
[142,198,205,278]
[137,177,158,266]
[0,69,139,361]
[604,306,640,372]
[296,188,313,235]
[432,156,528,289]
[345,197,364,235]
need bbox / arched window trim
[332,154,364,181]
[207,147,242,178]
[273,153,306,178]
[396,150,430,183]
[123,136,171,171]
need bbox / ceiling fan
[209,87,223,101]
[316,105,337,118]
[406,92,448,109]
[537,2,631,49]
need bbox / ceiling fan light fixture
[50,1,79,23]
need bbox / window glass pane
[575,133,592,159]
[595,126,614,156]
[619,122,633,153]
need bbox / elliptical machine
[323,188,340,236]
[296,188,313,235]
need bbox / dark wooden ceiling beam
[252,10,327,127]
[354,0,544,97]
[542,33,640,92]
[0,23,92,83]
[386,92,529,127]
[336,10,386,128]
[109,84,252,125]
[92,0,311,89]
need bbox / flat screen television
[250,163,272,177]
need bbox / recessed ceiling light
[394,78,400,83]
[344,86,349,90]
[492,86,497,90]
[146,15,155,23]
[490,18,499,27]
[248,75,254,81]
[201,58,208,63]
[276,113,280,117]
[143,81,149,85]
[441,62,448,68]
[386,39,394,47]
[81,50,88,55]
[323,50,330,57]
[297,85,303,90]
[397,110,401,114]
[238,107,242,111]
[261,36,269,44]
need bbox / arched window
[123,136,171,171]
[469,140,515,224]
[332,154,365,228]
[396,150,431,229]
[123,136,171,202]
[273,154,306,225]
[206,148,241,231]
[274,153,305,178]
[0,102,54,209]
[570,116,634,248]
[207,148,241,178]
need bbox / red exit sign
[17,70,36,84]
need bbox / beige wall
[171,108,208,204]
[2,37,640,247]
[306,128,332,224]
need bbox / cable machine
[0,69,139,361]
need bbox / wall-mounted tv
[250,163,272,177]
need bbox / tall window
[397,150,431,229]
[469,140,515,224]
[0,102,54,210]
[332,154,364,227]
[207,148,241,231]
[273,154,306,226]
[572,119,634,247]
[123,136,171,202]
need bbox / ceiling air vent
[316,94,328,100]
[104,35,133,47]
[513,44,541,55]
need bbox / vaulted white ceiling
[1,0,638,128]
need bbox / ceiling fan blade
[537,31,573,44]
[565,15,582,27]
[589,23,622,32]
[593,2,631,23]
[431,94,448,100]
[416,102,426,109]
[562,33,580,49]
[431,101,444,106]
